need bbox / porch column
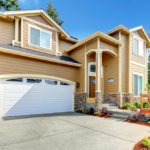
[95,50,103,112]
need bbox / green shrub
[147,121,150,125]
[130,105,137,112]
[94,112,100,116]
[143,137,150,149]
[134,101,141,108]
[122,103,132,109]
[143,102,149,108]
[82,108,89,114]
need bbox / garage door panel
[2,78,74,117]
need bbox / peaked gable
[27,15,52,26]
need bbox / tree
[0,0,20,11]
[46,2,64,26]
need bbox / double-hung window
[29,25,51,49]
[133,73,143,96]
[133,37,144,56]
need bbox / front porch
[84,43,121,111]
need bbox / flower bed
[125,120,150,127]
[133,137,150,150]
[77,107,112,118]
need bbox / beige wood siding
[0,20,15,44]
[23,19,57,55]
[59,39,74,53]
[0,52,80,90]
[86,38,97,52]
[120,33,129,93]
[69,46,85,92]
[102,53,119,93]
[27,15,52,26]
[100,40,118,54]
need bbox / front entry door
[89,76,96,98]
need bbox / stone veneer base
[74,92,87,111]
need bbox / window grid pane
[30,27,40,46]
[133,74,143,96]
[134,74,138,96]
[41,31,50,49]
[133,39,139,54]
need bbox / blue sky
[19,0,150,40]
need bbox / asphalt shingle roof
[0,44,79,64]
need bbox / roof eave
[107,25,129,35]
[64,31,121,53]
[0,46,81,67]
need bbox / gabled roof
[2,9,78,43]
[107,25,129,35]
[129,26,150,43]
[65,31,121,53]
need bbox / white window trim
[133,34,144,57]
[133,72,143,97]
[28,24,52,50]
[88,62,96,77]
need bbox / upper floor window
[133,38,144,56]
[29,25,52,49]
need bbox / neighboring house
[0,9,149,117]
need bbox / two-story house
[0,9,149,117]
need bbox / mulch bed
[133,137,150,150]
[125,120,150,127]
[96,113,111,118]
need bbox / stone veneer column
[116,93,123,107]
[74,92,87,111]
[95,92,103,112]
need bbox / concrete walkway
[0,113,150,150]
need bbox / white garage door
[1,78,74,117]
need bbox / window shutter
[139,40,144,56]
[134,74,138,96]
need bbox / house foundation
[74,92,87,111]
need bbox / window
[6,78,23,82]
[133,39,139,54]
[45,80,57,85]
[60,82,69,85]
[29,26,51,49]
[90,64,96,73]
[27,78,42,83]
[88,62,96,76]
[133,38,144,56]
[133,74,143,96]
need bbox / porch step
[111,114,129,120]
[102,103,118,110]
[108,110,131,117]
[102,103,131,120]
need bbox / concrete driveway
[0,113,150,150]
